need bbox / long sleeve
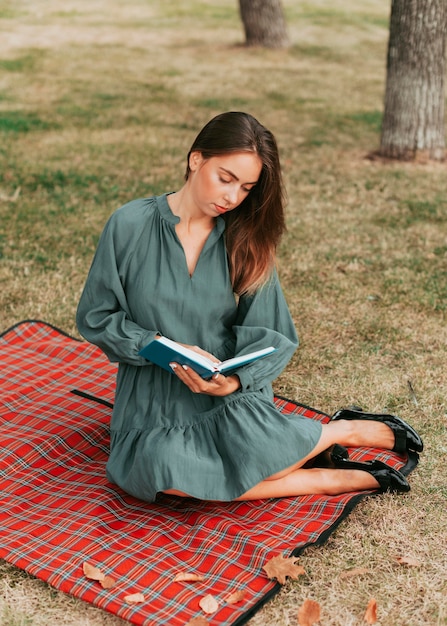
[76,203,158,365]
[231,271,298,392]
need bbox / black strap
[70,388,114,409]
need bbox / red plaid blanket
[0,321,416,625]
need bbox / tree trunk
[380,0,447,161]
[239,0,289,49]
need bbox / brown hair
[185,112,286,295]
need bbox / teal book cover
[139,336,276,379]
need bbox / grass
[1,0,446,624]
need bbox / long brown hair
[185,112,286,295]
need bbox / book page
[157,337,219,370]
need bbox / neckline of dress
[156,193,226,236]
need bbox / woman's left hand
[170,363,241,396]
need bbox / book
[138,336,276,379]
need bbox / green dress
[76,194,322,502]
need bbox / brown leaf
[395,555,422,567]
[364,598,377,624]
[225,590,247,604]
[199,594,219,614]
[83,562,105,582]
[297,598,321,625]
[262,554,306,585]
[185,617,209,626]
[100,575,116,589]
[339,567,370,579]
[174,572,205,582]
[124,592,146,604]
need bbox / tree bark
[380,0,447,161]
[239,0,289,49]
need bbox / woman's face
[188,151,262,218]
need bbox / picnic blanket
[0,320,418,625]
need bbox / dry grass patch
[0,560,126,626]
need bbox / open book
[138,336,276,379]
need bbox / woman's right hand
[170,363,241,397]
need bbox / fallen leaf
[395,555,422,567]
[11,187,21,201]
[225,590,246,604]
[124,592,146,604]
[174,572,205,582]
[185,617,209,625]
[339,567,370,579]
[364,598,377,624]
[100,575,116,589]
[262,554,306,585]
[83,562,105,582]
[0,186,21,202]
[297,598,321,625]
[199,594,219,614]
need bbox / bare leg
[163,419,397,500]
[317,419,395,452]
[264,419,395,481]
[164,488,193,497]
[235,467,379,500]
[236,467,380,500]
[165,467,380,500]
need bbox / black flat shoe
[331,408,423,454]
[333,458,410,493]
[312,444,349,468]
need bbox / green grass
[0,0,446,624]
[290,43,343,61]
[160,1,238,23]
[0,7,17,19]
[404,197,447,223]
[0,111,56,133]
[0,54,38,72]
[287,2,390,29]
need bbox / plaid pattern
[0,321,416,626]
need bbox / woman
[77,111,423,502]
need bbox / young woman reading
[77,111,423,502]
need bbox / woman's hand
[170,363,241,397]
